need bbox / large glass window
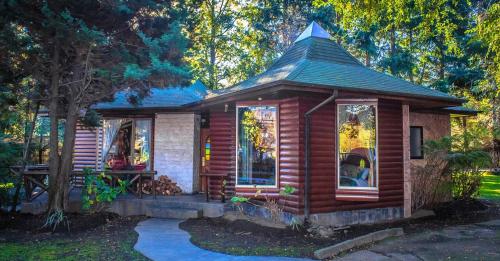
[237,106,277,187]
[337,103,377,188]
[102,118,152,171]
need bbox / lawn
[0,231,146,261]
[480,173,500,200]
[0,214,148,261]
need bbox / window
[102,118,152,170]
[410,126,424,159]
[237,105,277,187]
[337,103,377,189]
[204,137,211,161]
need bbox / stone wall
[227,202,403,228]
[153,113,200,193]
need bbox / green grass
[480,172,500,200]
[0,230,147,261]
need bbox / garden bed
[0,212,148,260]
[180,199,500,258]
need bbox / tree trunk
[11,101,40,212]
[58,100,79,210]
[47,42,62,213]
[408,29,414,83]
[390,26,396,74]
[208,0,217,89]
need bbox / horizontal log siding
[302,98,404,213]
[279,97,303,214]
[208,100,303,213]
[208,110,236,199]
[73,123,101,170]
[208,97,403,214]
[300,96,336,213]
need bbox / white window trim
[235,105,279,188]
[336,100,379,191]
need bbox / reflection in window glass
[103,119,151,171]
[134,119,152,170]
[237,106,277,186]
[338,104,377,188]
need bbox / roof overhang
[188,80,464,110]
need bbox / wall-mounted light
[258,97,262,101]
[224,104,228,112]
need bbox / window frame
[410,126,424,159]
[235,103,279,189]
[336,99,379,191]
[102,117,153,170]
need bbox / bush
[448,150,491,200]
[416,135,492,206]
[411,138,451,210]
[230,184,296,224]
[81,168,128,213]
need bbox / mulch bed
[0,212,119,236]
[180,199,500,258]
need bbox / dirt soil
[0,212,148,260]
[180,200,500,258]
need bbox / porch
[20,189,226,219]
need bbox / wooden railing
[10,165,156,202]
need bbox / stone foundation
[308,207,403,227]
[229,203,403,228]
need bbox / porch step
[146,207,203,219]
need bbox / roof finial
[294,21,331,43]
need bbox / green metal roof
[443,106,479,115]
[93,80,208,110]
[215,22,462,103]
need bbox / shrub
[414,134,492,207]
[230,184,296,224]
[411,138,451,210]
[81,168,128,213]
[448,150,491,200]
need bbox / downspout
[304,90,338,220]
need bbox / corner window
[337,103,377,189]
[410,126,424,159]
[237,105,277,187]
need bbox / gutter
[304,90,338,220]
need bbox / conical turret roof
[213,22,461,103]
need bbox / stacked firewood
[141,175,182,196]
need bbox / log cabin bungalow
[73,22,475,226]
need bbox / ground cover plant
[0,213,147,261]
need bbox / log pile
[141,175,182,196]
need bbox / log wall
[208,97,405,215]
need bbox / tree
[1,0,190,221]
[185,0,242,89]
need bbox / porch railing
[10,165,156,202]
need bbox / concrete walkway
[337,219,500,261]
[134,218,312,261]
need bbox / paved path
[337,219,500,261]
[134,218,312,261]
